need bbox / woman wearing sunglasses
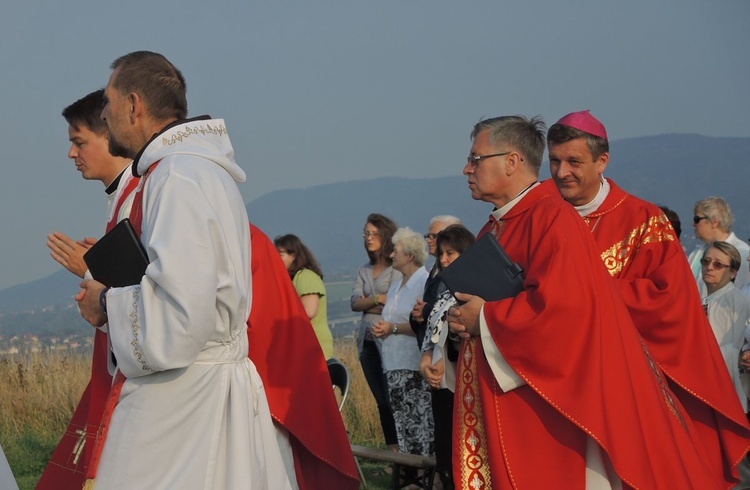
[701,241,750,414]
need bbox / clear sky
[0,1,748,290]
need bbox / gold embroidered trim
[129,286,154,373]
[162,123,228,146]
[640,337,686,429]
[457,339,492,489]
[71,429,87,465]
[600,214,675,277]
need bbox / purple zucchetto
[555,110,608,141]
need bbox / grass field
[0,338,395,489]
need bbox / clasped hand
[47,231,98,278]
[446,292,485,339]
[76,279,108,327]
[411,299,426,324]
[371,320,393,339]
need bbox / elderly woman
[350,213,401,449]
[372,227,433,456]
[274,234,334,359]
[701,241,750,412]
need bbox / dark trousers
[432,387,455,489]
[360,339,398,445]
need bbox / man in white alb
[76,51,293,489]
[38,89,141,490]
[48,89,136,277]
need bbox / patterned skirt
[386,369,435,456]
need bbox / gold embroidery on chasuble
[72,429,87,464]
[457,339,492,489]
[598,214,675,277]
[641,338,686,429]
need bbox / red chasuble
[454,183,724,489]
[37,175,140,490]
[570,178,750,484]
[247,223,360,490]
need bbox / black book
[440,232,524,302]
[83,218,149,287]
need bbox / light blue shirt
[381,266,429,371]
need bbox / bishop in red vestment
[449,115,727,489]
[548,110,750,487]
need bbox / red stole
[575,178,750,484]
[36,174,140,490]
[454,185,725,489]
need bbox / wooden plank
[350,444,436,469]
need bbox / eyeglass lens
[700,258,729,269]
[693,215,708,224]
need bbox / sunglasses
[693,215,709,224]
[700,258,731,270]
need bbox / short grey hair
[694,197,734,233]
[703,241,742,273]
[471,115,547,173]
[430,215,462,227]
[392,227,428,266]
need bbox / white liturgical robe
[95,117,294,489]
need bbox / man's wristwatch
[391,323,398,335]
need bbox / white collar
[491,182,540,220]
[574,178,610,217]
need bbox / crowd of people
[345,111,750,489]
[0,50,749,490]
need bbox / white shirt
[704,282,750,411]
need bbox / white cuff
[479,304,526,392]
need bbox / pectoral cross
[72,429,87,465]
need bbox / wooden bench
[351,444,436,489]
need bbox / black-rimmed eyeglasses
[693,215,709,224]
[466,151,511,167]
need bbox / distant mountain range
[1,133,748,334]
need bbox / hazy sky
[0,1,748,290]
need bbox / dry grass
[334,337,385,447]
[0,350,90,489]
[0,338,392,489]
[0,351,89,440]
